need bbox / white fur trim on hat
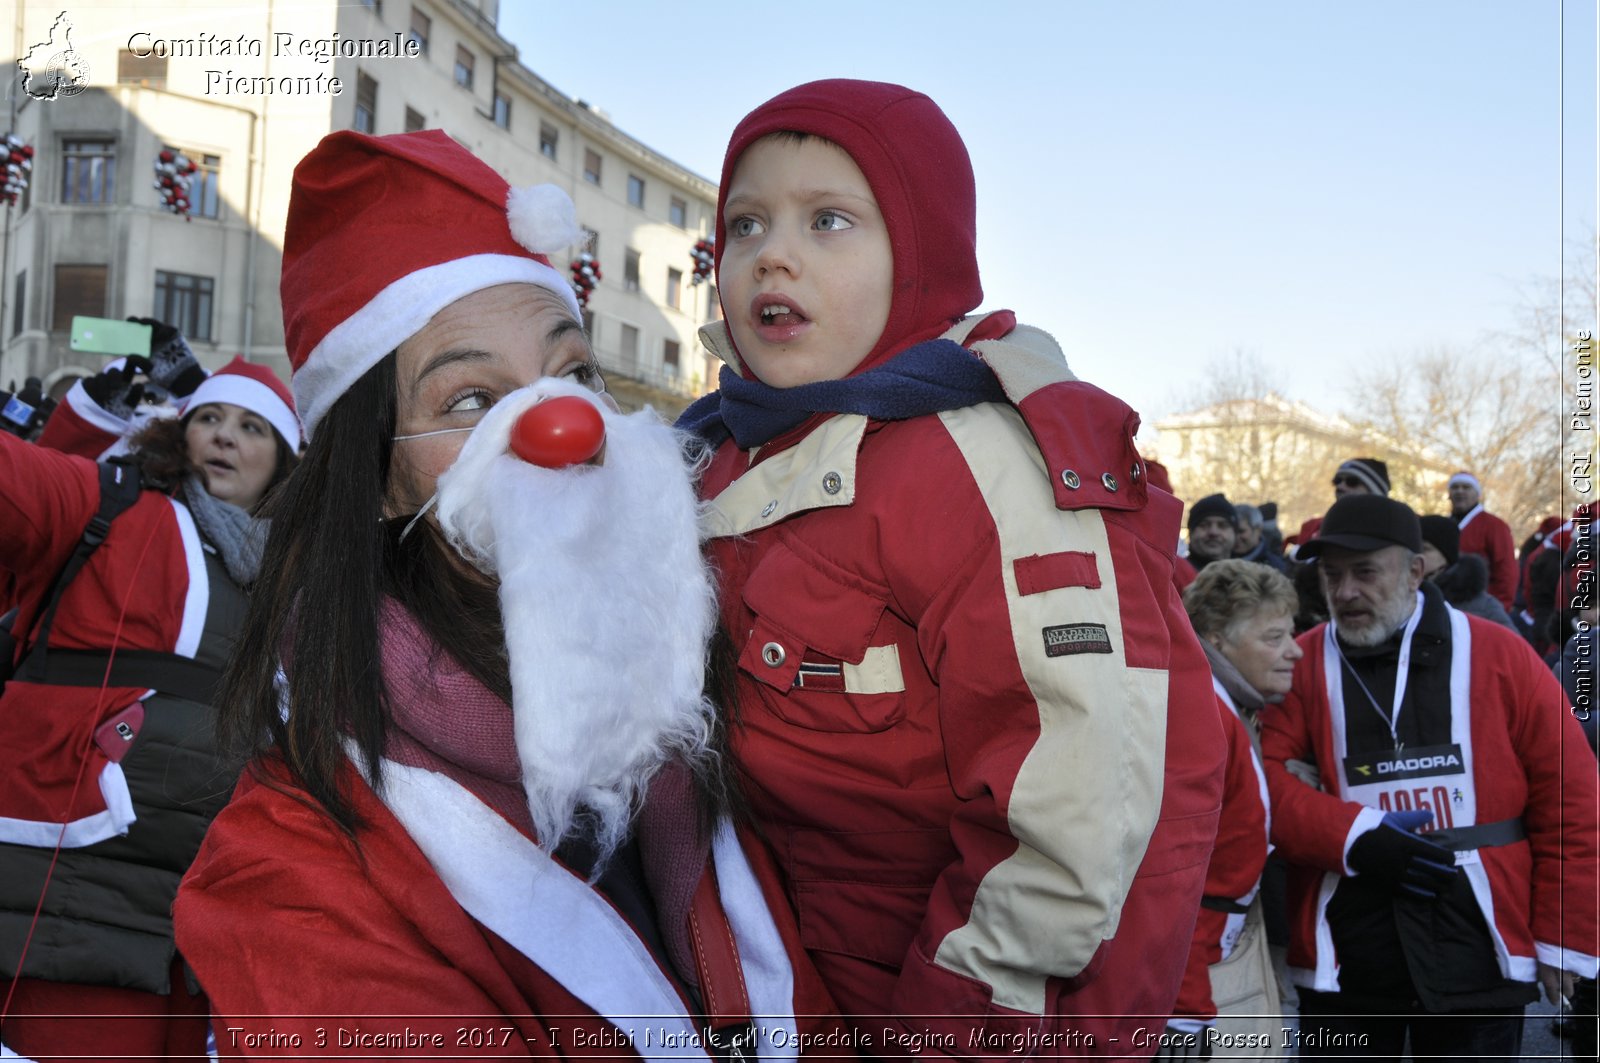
[186,374,302,448]
[506,184,584,255]
[292,253,581,436]
[1448,471,1481,491]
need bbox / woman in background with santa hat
[172,129,843,1058]
[0,351,301,1061]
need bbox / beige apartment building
[2,0,721,415]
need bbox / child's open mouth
[752,295,809,340]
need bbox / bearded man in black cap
[1186,493,1238,572]
[1260,494,1599,1059]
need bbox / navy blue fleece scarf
[676,338,1005,450]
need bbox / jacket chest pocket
[737,540,908,733]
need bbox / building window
[408,8,430,53]
[582,309,595,340]
[624,249,640,293]
[583,148,602,185]
[166,147,220,219]
[454,46,475,90]
[404,107,426,133]
[665,268,682,310]
[360,0,381,10]
[668,196,687,228]
[354,72,378,134]
[154,270,214,342]
[580,227,598,258]
[12,270,24,337]
[663,338,680,371]
[619,323,639,369]
[493,92,511,130]
[117,49,166,87]
[61,140,116,204]
[539,123,558,160]
[52,264,107,330]
[627,174,645,209]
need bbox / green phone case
[70,317,153,357]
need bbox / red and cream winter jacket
[1261,603,1600,992]
[698,317,1225,1052]
[176,758,848,1060]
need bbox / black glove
[1347,809,1460,900]
[80,355,156,418]
[126,316,205,398]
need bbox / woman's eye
[814,211,854,232]
[728,216,763,238]
[562,362,607,395]
[445,390,494,415]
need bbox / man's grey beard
[1333,571,1418,649]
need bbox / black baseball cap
[1298,495,1423,559]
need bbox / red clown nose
[509,396,606,467]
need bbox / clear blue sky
[500,1,1596,425]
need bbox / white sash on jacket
[372,756,801,1063]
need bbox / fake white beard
[434,379,718,863]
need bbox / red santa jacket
[698,318,1224,1054]
[176,758,850,1060]
[1173,689,1270,1023]
[0,430,210,847]
[1261,605,1600,992]
[1457,505,1518,612]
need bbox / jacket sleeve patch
[1014,551,1101,595]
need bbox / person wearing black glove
[1346,808,1460,900]
[79,355,156,421]
[1263,495,1598,1060]
[125,316,206,398]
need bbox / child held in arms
[679,79,1225,1051]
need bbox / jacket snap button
[761,642,786,667]
[1102,473,1119,492]
[1130,462,1142,480]
[822,471,843,495]
[1061,469,1081,490]
[761,500,778,518]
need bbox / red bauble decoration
[689,237,715,285]
[509,397,605,468]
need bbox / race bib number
[1341,743,1467,831]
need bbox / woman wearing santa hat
[171,129,842,1057]
[0,353,301,1061]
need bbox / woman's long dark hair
[219,354,742,838]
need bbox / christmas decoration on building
[689,237,715,285]
[569,252,601,309]
[153,148,198,218]
[1,134,34,207]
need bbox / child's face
[719,136,893,387]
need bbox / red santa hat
[281,130,583,435]
[183,355,301,447]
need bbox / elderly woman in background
[1163,559,1302,1057]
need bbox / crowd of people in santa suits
[0,85,1594,1063]
[1164,454,1598,1061]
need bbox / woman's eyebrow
[411,348,492,399]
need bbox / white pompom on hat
[183,355,302,448]
[282,129,584,437]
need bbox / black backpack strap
[17,648,222,705]
[8,458,145,680]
